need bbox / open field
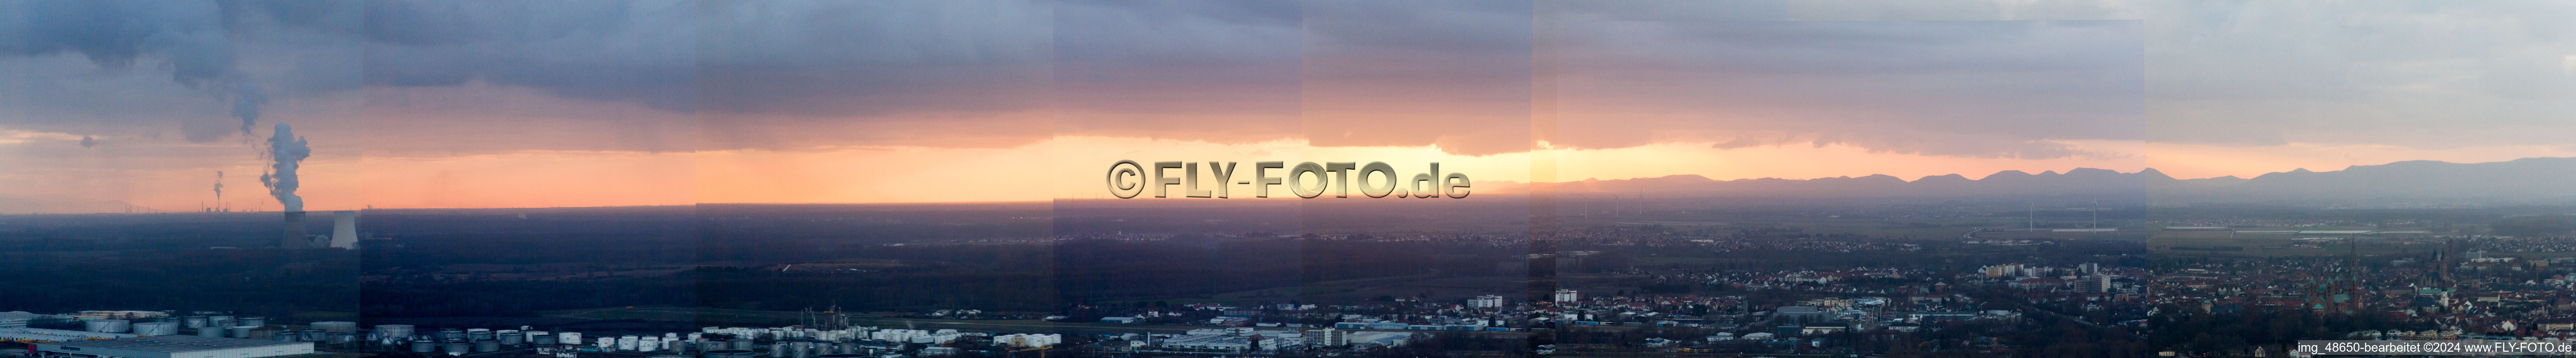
[2140,229,2442,257]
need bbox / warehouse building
[2,327,137,341]
[2,312,68,328]
[34,335,313,358]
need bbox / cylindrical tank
[597,337,616,351]
[729,339,753,350]
[376,325,416,339]
[789,342,812,358]
[412,339,439,352]
[499,330,524,345]
[836,343,858,354]
[619,335,640,351]
[132,322,179,336]
[182,316,210,328]
[210,316,236,324]
[532,332,556,346]
[439,328,466,339]
[444,339,471,355]
[239,317,266,328]
[768,343,785,357]
[473,339,500,352]
[467,328,494,341]
[312,321,357,334]
[640,336,661,351]
[196,327,225,337]
[703,349,756,358]
[85,319,132,333]
[229,326,256,338]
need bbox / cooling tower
[330,210,357,249]
[282,211,308,249]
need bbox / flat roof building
[35,335,314,358]
[2,327,137,341]
[1,312,67,328]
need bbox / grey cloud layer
[5,0,2571,159]
[1553,20,2144,159]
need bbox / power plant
[330,210,358,249]
[280,211,306,249]
[277,210,358,250]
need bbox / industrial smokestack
[283,211,308,249]
[260,123,309,212]
[330,210,357,249]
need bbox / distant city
[7,2,2573,358]
[3,198,2572,358]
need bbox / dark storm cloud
[1047,0,1303,143]
[362,0,697,112]
[13,0,2563,157]
[0,0,360,142]
[1551,20,2145,159]
[1297,0,1536,156]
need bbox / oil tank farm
[83,320,130,333]
[311,321,357,334]
[33,335,311,358]
[131,322,180,336]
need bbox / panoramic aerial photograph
[4,1,2575,358]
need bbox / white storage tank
[85,319,131,333]
[312,321,358,334]
[131,322,180,336]
[375,324,415,339]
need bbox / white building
[1468,295,1505,308]
[992,334,1059,348]
[1344,331,1413,348]
[0,312,65,329]
[1981,264,2021,278]
[1553,289,1580,302]
[37,335,311,358]
[1159,335,1252,353]
[1301,328,1346,347]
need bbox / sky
[2,0,2573,211]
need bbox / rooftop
[49,335,307,352]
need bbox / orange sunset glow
[6,1,2572,213]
